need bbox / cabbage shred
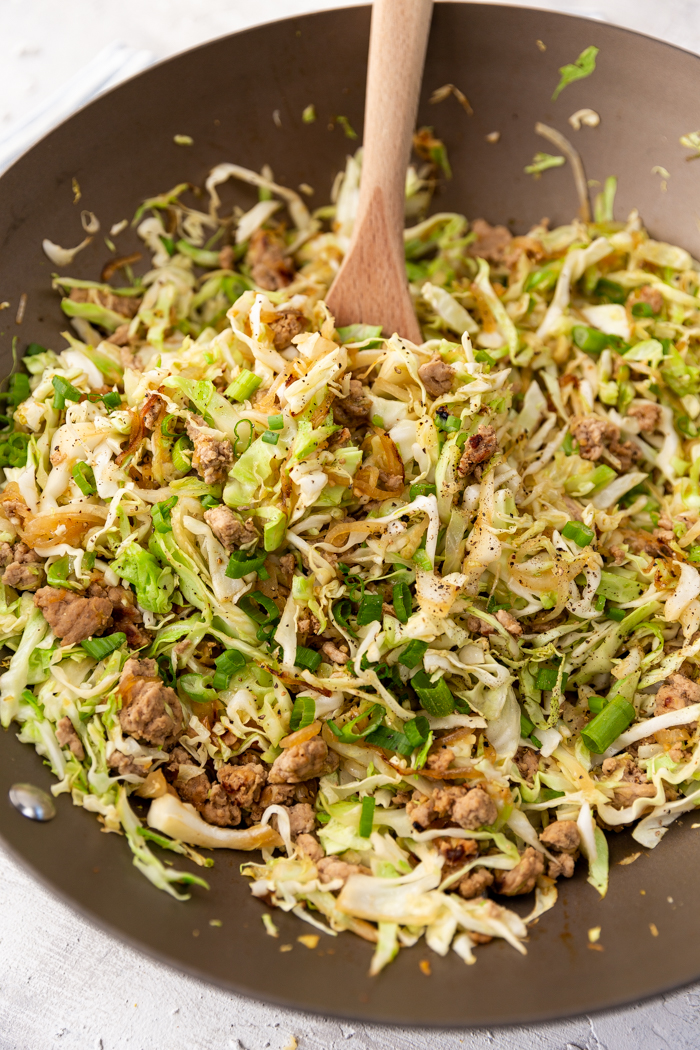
[4,146,700,971]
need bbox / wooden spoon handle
[361,0,434,254]
[326,0,432,342]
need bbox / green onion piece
[82,632,126,660]
[594,594,606,612]
[455,432,468,448]
[71,461,96,495]
[317,812,330,824]
[226,369,263,402]
[160,413,178,438]
[392,581,412,624]
[366,725,414,757]
[561,520,595,546]
[239,590,280,624]
[357,593,383,626]
[632,301,655,318]
[328,704,384,745]
[200,495,220,509]
[436,413,461,433]
[290,695,316,732]
[399,639,428,669]
[101,392,121,410]
[151,495,177,533]
[572,325,610,354]
[332,598,357,638]
[411,669,455,716]
[159,235,176,256]
[562,431,576,456]
[295,646,322,672]
[179,673,217,703]
[268,414,284,430]
[212,647,247,690]
[8,373,30,406]
[606,606,626,622]
[520,710,535,738]
[587,695,607,715]
[225,549,267,579]
[474,350,495,366]
[172,435,193,473]
[371,415,384,427]
[413,550,432,571]
[535,665,569,691]
[52,375,82,410]
[595,278,626,305]
[404,715,430,748]
[409,482,437,500]
[262,431,279,445]
[358,795,376,838]
[581,694,635,753]
[25,342,48,356]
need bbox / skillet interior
[1,3,700,1026]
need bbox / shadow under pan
[1,2,700,1026]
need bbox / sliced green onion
[7,373,30,406]
[328,704,384,745]
[436,413,461,433]
[200,495,220,509]
[520,710,534,737]
[262,431,279,445]
[52,375,82,410]
[474,350,495,366]
[82,632,126,660]
[358,795,375,838]
[411,669,455,716]
[366,725,414,757]
[151,495,177,533]
[535,665,568,691]
[100,391,121,410]
[581,694,635,753]
[332,598,357,638]
[25,342,48,357]
[295,646,322,672]
[595,278,626,305]
[212,648,247,690]
[606,606,626,622]
[47,554,81,591]
[594,594,606,612]
[399,640,428,669]
[371,415,384,427]
[587,695,607,715]
[179,673,217,703]
[290,695,316,732]
[239,590,280,624]
[357,593,383,625]
[561,520,595,546]
[404,715,430,748]
[226,369,262,402]
[225,549,266,579]
[392,581,412,624]
[409,482,437,501]
[172,435,193,473]
[562,431,577,456]
[159,235,176,256]
[268,414,284,430]
[71,461,96,495]
[160,413,179,437]
[412,549,432,571]
[632,301,655,318]
[572,325,610,354]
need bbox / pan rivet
[9,783,56,822]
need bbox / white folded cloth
[0,41,153,174]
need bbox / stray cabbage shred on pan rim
[4,140,700,974]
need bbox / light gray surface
[2,1,700,1047]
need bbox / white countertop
[2,2,700,1047]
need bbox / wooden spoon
[325,0,433,344]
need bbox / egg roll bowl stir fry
[4,148,700,972]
